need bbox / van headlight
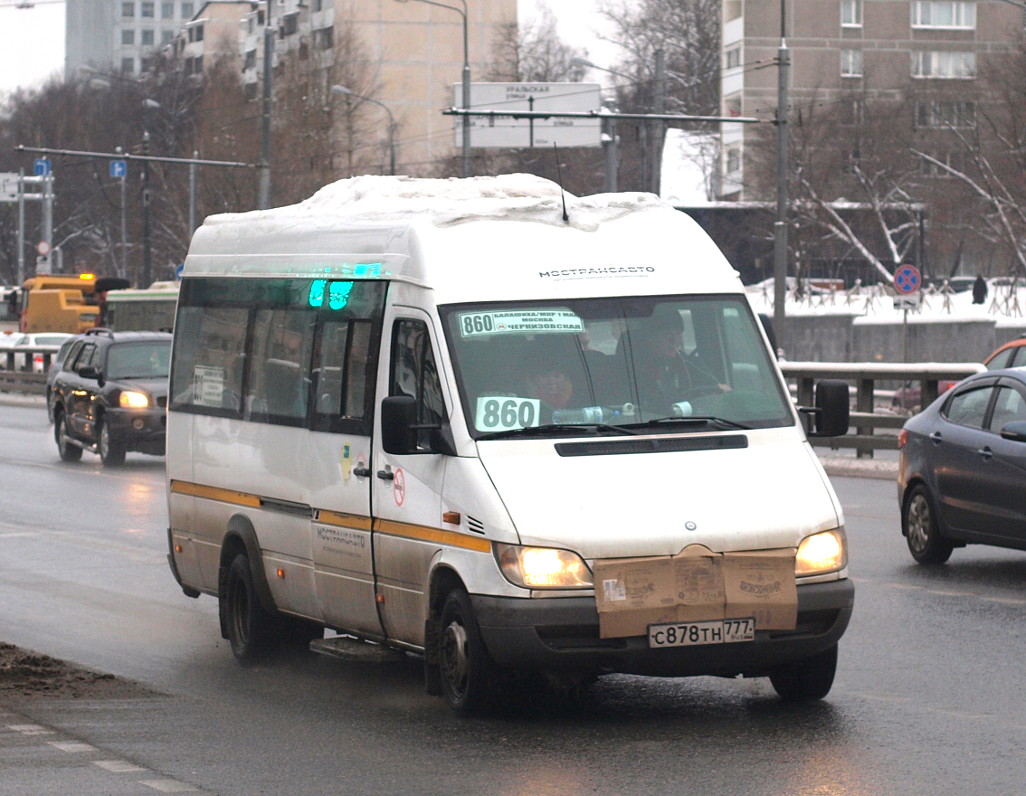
[795,529,847,576]
[119,390,151,409]
[494,543,593,590]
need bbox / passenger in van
[525,360,574,412]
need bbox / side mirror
[381,395,419,454]
[809,379,850,437]
[78,366,101,382]
[381,395,457,456]
[1000,420,1026,443]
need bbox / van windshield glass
[441,296,792,439]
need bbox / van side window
[169,305,249,415]
[391,320,446,444]
[245,308,315,424]
[310,319,375,435]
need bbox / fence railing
[1,352,990,450]
[0,346,59,396]
[781,361,987,455]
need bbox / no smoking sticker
[393,468,406,507]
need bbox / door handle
[978,446,993,461]
[376,467,394,481]
[352,467,371,478]
[929,431,943,445]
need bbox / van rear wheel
[224,553,274,663]
[437,588,496,715]
[769,643,838,701]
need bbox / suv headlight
[494,543,593,590]
[119,390,151,409]
[795,529,847,576]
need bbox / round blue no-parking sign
[894,264,921,294]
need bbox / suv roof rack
[83,327,115,338]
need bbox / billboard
[454,82,603,149]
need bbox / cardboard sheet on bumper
[593,545,797,639]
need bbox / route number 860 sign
[475,396,541,431]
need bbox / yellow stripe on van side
[316,509,373,532]
[169,480,261,508]
[168,481,488,553]
[373,519,492,553]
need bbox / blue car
[898,367,1026,563]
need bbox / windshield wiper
[625,416,753,431]
[477,423,639,441]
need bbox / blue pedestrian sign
[110,160,127,179]
[33,158,51,176]
[894,264,922,295]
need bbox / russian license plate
[648,618,756,648]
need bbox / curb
[818,456,898,480]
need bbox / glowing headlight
[119,390,151,409]
[795,529,847,576]
[494,543,593,590]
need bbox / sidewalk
[817,449,899,480]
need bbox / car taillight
[898,429,908,449]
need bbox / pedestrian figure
[973,274,988,305]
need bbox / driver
[633,308,728,410]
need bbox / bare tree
[910,35,1026,277]
[598,0,721,192]
[460,6,604,194]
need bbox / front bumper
[105,407,167,454]
[473,579,854,678]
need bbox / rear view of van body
[166,175,854,713]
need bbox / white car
[0,332,72,372]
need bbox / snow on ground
[745,279,1026,332]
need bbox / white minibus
[167,174,854,714]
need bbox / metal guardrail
[781,361,987,455]
[0,346,58,396]
[0,353,989,448]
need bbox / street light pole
[773,0,790,354]
[142,129,152,287]
[331,85,398,175]
[395,0,470,177]
[258,0,274,208]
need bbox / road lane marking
[95,759,147,773]
[7,724,53,735]
[48,740,98,752]
[140,780,201,793]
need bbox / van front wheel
[769,643,838,701]
[224,553,273,664]
[438,588,495,715]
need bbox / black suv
[50,328,172,466]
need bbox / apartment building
[721,0,1024,197]
[66,1,516,177]
[65,0,203,77]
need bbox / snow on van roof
[204,174,668,232]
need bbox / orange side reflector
[174,544,183,553]
[276,568,286,579]
[376,593,385,604]
[442,511,461,525]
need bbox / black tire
[437,588,496,715]
[98,418,126,467]
[54,409,82,462]
[769,643,838,702]
[224,553,274,663]
[903,484,953,564]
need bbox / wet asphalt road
[2,397,1026,795]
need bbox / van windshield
[441,296,793,439]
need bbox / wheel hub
[440,620,469,695]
